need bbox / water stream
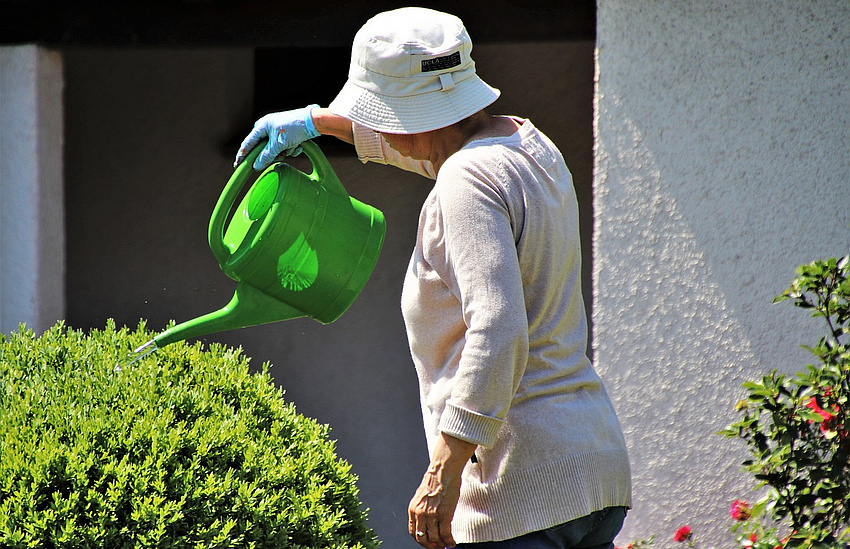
[115,339,158,371]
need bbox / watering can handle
[209,139,348,265]
[300,140,348,196]
[208,141,265,265]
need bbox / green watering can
[143,140,385,352]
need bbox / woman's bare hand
[408,433,477,548]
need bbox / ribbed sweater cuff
[352,123,386,164]
[439,403,504,448]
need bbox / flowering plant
[721,257,849,547]
[619,258,849,549]
[726,497,787,549]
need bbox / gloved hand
[234,104,321,170]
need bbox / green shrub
[0,321,380,549]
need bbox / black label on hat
[421,51,461,73]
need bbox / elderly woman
[235,7,631,549]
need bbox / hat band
[348,63,478,98]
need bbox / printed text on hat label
[421,52,462,73]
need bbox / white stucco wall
[0,45,65,335]
[594,1,849,545]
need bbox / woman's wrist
[429,432,478,481]
[311,107,354,144]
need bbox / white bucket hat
[328,7,500,134]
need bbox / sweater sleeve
[352,123,437,179]
[432,152,529,448]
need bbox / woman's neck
[429,112,520,172]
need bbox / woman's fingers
[409,487,457,548]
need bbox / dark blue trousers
[455,507,627,549]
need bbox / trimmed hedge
[0,321,379,549]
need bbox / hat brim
[328,75,500,134]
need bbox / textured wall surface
[0,45,64,334]
[594,0,849,545]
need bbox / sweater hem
[452,448,632,543]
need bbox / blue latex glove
[234,105,320,170]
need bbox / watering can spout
[153,283,305,348]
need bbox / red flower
[673,525,692,542]
[806,397,835,421]
[805,397,843,435]
[730,499,752,521]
